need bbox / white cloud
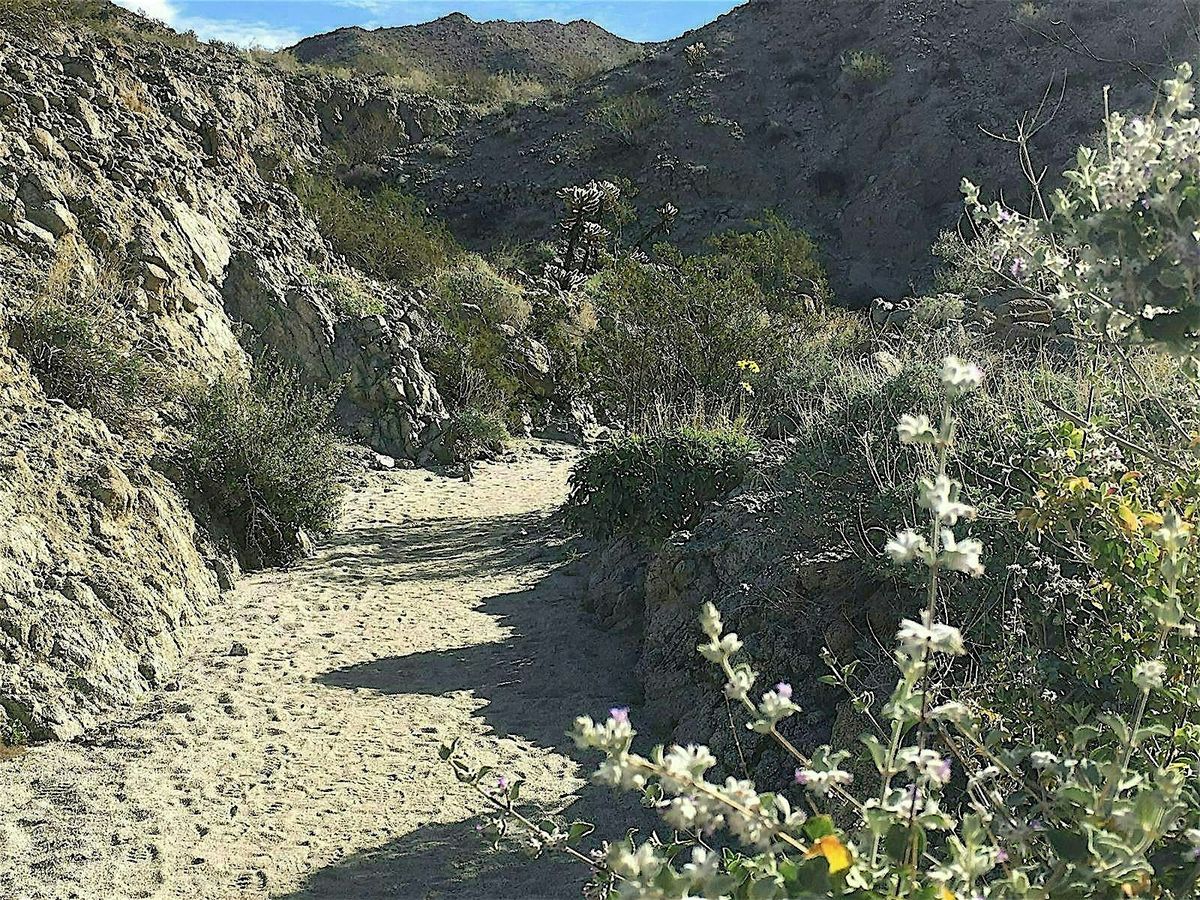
[179,16,305,49]
[112,0,180,24]
[111,0,301,49]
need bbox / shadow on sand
[282,506,659,899]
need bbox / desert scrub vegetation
[580,215,833,423]
[292,174,460,282]
[439,66,1200,899]
[182,366,342,568]
[841,49,892,83]
[308,267,387,320]
[591,92,662,146]
[564,425,756,543]
[9,249,167,431]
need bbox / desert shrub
[10,253,166,431]
[564,426,756,542]
[310,268,386,319]
[426,254,531,330]
[931,226,1055,299]
[591,92,661,145]
[418,255,537,424]
[444,405,511,463]
[841,48,891,82]
[704,212,832,311]
[183,367,342,568]
[292,174,459,283]
[582,239,835,423]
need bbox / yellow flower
[804,834,850,874]
[736,359,761,374]
[937,887,956,900]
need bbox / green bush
[310,268,387,319]
[420,254,533,413]
[591,92,662,145]
[582,237,836,423]
[445,405,511,463]
[11,269,166,432]
[564,426,757,542]
[704,212,832,312]
[292,174,459,283]
[841,49,891,82]
[183,367,343,569]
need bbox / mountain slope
[289,12,643,82]
[415,0,1198,301]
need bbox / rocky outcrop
[584,489,901,787]
[0,346,221,741]
[0,13,454,739]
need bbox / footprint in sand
[0,445,648,899]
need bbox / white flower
[918,475,977,525]
[940,529,985,577]
[751,686,799,732]
[886,528,933,566]
[896,618,966,657]
[699,602,723,639]
[723,663,756,701]
[1132,659,1167,691]
[941,356,983,398]
[698,632,743,663]
[663,796,700,830]
[1029,750,1059,769]
[897,413,938,445]
[571,713,634,753]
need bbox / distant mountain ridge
[413,0,1199,301]
[288,12,644,82]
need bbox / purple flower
[936,758,952,783]
[774,682,793,700]
[794,768,809,785]
[996,848,1009,864]
[498,776,510,790]
[1010,258,1028,279]
[609,707,630,723]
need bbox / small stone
[227,642,249,657]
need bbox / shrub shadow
[285,507,658,898]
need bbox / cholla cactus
[543,180,621,292]
[683,42,709,70]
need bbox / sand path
[0,443,647,899]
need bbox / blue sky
[112,1,744,49]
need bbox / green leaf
[883,823,925,862]
[802,815,835,840]
[1047,827,1090,862]
[568,821,595,843]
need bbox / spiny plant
[544,181,622,292]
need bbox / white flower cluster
[966,63,1200,349]
[794,747,853,797]
[887,357,986,579]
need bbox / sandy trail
[0,443,647,899]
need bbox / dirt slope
[0,445,648,899]
[289,12,643,81]
[417,0,1198,301]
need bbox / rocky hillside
[0,5,452,739]
[417,0,1198,300]
[289,12,643,82]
